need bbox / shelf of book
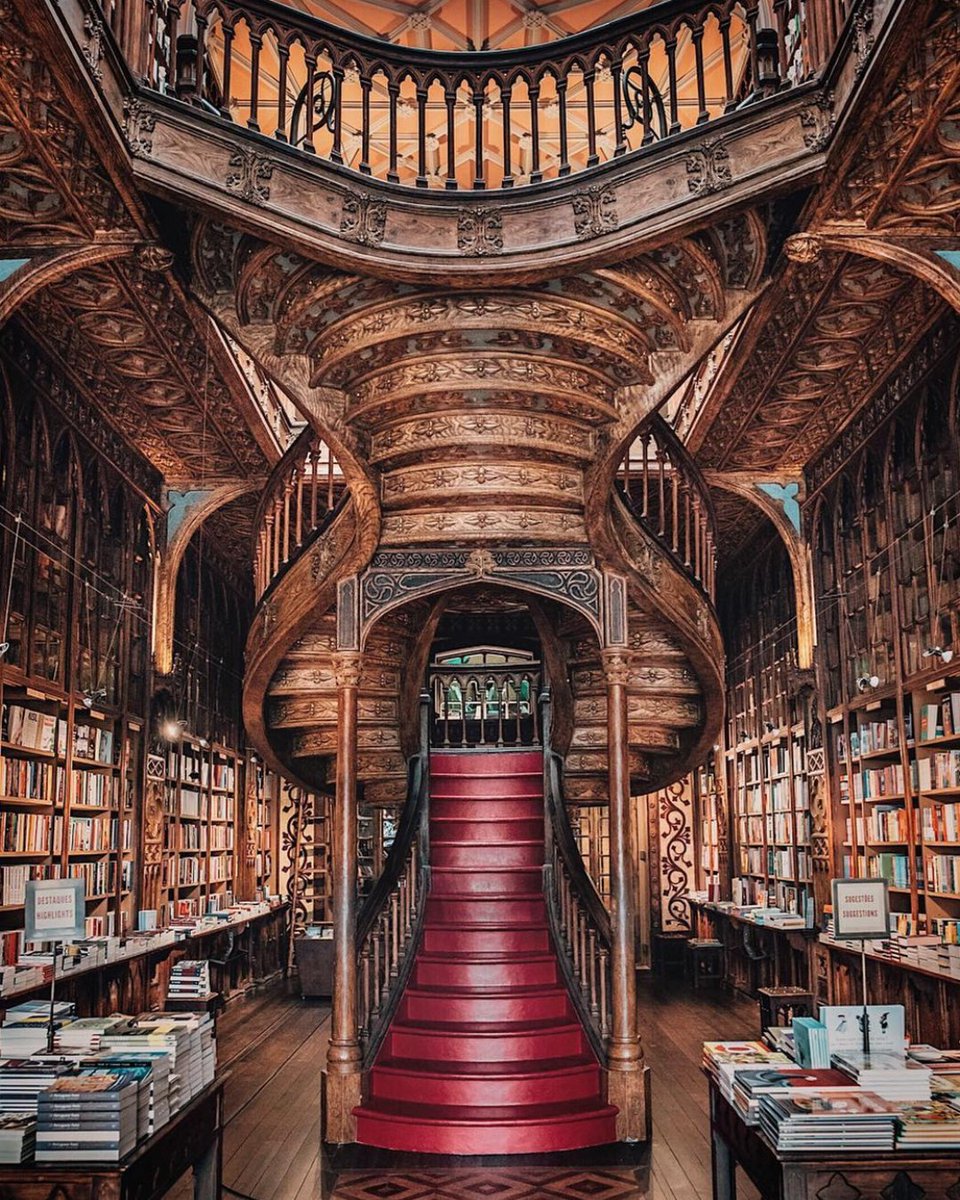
[0,685,141,945]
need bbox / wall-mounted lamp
[856,675,881,693]
[923,646,955,665]
[161,718,187,742]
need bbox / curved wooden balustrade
[542,693,613,1062]
[99,0,855,194]
[430,664,542,749]
[617,413,717,602]
[253,426,348,601]
[356,694,431,1068]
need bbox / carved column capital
[332,651,363,689]
[601,649,631,687]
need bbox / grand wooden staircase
[355,749,617,1154]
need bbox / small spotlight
[923,646,955,664]
[764,721,775,733]
[162,719,186,742]
[82,689,107,710]
[0,642,9,658]
[856,675,880,693]
[197,737,210,750]
[737,728,748,743]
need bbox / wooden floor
[170,975,760,1200]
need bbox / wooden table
[0,1076,225,1200]
[709,1077,960,1200]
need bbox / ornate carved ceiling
[285,0,664,51]
[691,0,960,474]
[0,0,276,491]
[192,209,767,548]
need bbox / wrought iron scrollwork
[622,67,668,142]
[289,70,337,149]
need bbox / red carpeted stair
[354,749,617,1155]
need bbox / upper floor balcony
[102,0,851,192]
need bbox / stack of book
[0,1061,71,1114]
[96,1051,172,1137]
[0,1011,72,1057]
[35,1071,140,1163]
[758,1091,899,1151]
[0,1115,35,1163]
[702,1041,791,1103]
[793,1017,830,1068]
[56,1016,135,1056]
[895,1101,960,1149]
[732,1067,855,1126]
[831,1051,932,1102]
[167,960,211,1000]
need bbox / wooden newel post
[324,651,363,1143]
[602,649,650,1141]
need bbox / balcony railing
[617,413,717,601]
[96,0,854,194]
[253,426,348,601]
[430,664,542,749]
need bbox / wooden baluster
[360,73,372,174]
[718,16,736,112]
[611,55,626,155]
[416,86,428,187]
[774,0,789,79]
[371,929,382,1017]
[331,66,345,164]
[642,434,650,518]
[515,676,522,746]
[194,9,208,104]
[578,911,588,992]
[387,79,400,183]
[694,497,702,585]
[557,75,570,176]
[531,682,540,746]
[584,67,599,166]
[294,466,304,549]
[166,1,180,92]
[472,82,486,189]
[275,44,289,140]
[247,31,263,132]
[360,944,372,1037]
[665,36,681,133]
[327,445,335,511]
[588,928,599,1017]
[497,681,505,748]
[219,21,234,119]
[599,947,610,1038]
[745,4,761,97]
[671,468,680,556]
[692,24,709,124]
[303,56,317,152]
[479,677,487,746]
[501,82,514,188]
[444,88,457,189]
[390,891,400,977]
[657,447,666,537]
[528,81,541,182]
[282,479,292,565]
[638,46,654,146]
[684,484,692,568]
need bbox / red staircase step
[413,951,558,989]
[431,840,543,869]
[431,750,544,775]
[386,1017,587,1062]
[430,772,543,798]
[370,1057,603,1107]
[354,746,617,1155]
[421,923,550,955]
[430,814,542,840]
[424,894,547,924]
[401,984,573,1024]
[355,1098,619,1156]
[431,794,541,817]
[430,866,543,896]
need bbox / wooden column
[602,649,650,1140]
[323,651,362,1143]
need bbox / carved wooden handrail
[617,412,717,602]
[430,663,542,749]
[96,0,848,193]
[356,692,430,1068]
[541,690,612,1062]
[253,425,348,601]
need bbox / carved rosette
[601,649,631,687]
[332,651,363,689]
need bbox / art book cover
[820,1005,905,1054]
[736,1068,854,1094]
[767,1091,897,1119]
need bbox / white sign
[24,878,85,943]
[832,877,889,941]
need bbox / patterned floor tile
[327,1167,649,1200]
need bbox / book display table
[0,1076,225,1200]
[709,1078,960,1200]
